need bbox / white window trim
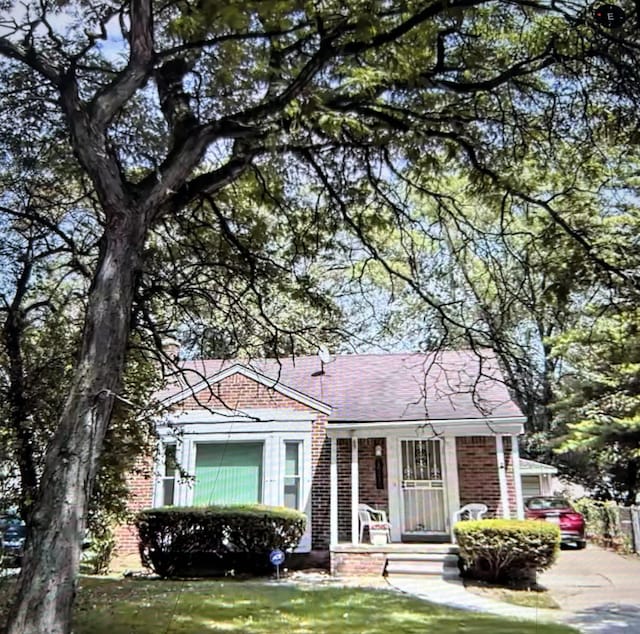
[282,440,303,511]
[153,439,183,507]
[153,423,313,552]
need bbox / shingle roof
[160,349,524,423]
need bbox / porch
[330,542,460,577]
[326,420,526,556]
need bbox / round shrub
[135,504,306,578]
[454,519,560,583]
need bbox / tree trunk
[3,214,147,634]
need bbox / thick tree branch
[154,57,199,146]
[59,76,131,215]
[341,0,488,55]
[159,146,257,219]
[428,44,557,93]
[0,38,61,84]
[90,0,155,128]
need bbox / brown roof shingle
[161,350,523,422]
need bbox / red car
[524,496,586,549]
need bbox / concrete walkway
[387,546,640,634]
[386,574,566,623]
[539,546,640,633]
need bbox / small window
[161,444,178,506]
[284,442,302,510]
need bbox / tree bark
[3,212,147,634]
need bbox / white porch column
[444,437,461,539]
[511,435,524,519]
[495,435,510,518]
[351,436,359,544]
[330,436,338,546]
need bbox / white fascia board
[166,408,316,424]
[326,417,525,438]
[520,463,558,476]
[160,364,332,415]
[156,409,315,436]
[157,420,313,436]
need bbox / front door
[400,439,447,535]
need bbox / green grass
[463,579,561,610]
[63,577,579,633]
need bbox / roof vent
[312,345,333,376]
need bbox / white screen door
[401,439,446,533]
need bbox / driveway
[539,545,640,633]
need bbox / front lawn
[53,577,579,633]
[463,579,561,610]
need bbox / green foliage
[81,526,116,576]
[142,171,345,360]
[3,0,640,627]
[454,519,560,583]
[571,498,630,552]
[552,303,640,504]
[135,505,306,578]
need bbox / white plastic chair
[453,503,489,524]
[358,504,391,543]
[452,503,488,524]
[451,503,488,543]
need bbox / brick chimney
[162,338,181,362]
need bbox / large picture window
[155,422,313,552]
[194,442,263,506]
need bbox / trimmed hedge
[454,519,560,582]
[135,504,306,578]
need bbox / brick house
[117,350,527,572]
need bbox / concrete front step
[385,561,459,575]
[386,553,459,565]
[385,551,460,579]
[389,567,460,579]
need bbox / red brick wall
[331,551,386,576]
[337,439,351,542]
[334,438,388,544]
[358,438,389,513]
[456,436,519,518]
[180,373,312,411]
[113,455,155,555]
[114,371,326,556]
[311,414,330,549]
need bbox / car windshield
[526,497,571,510]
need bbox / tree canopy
[2,0,640,632]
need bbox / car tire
[576,541,587,550]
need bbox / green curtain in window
[194,443,263,505]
